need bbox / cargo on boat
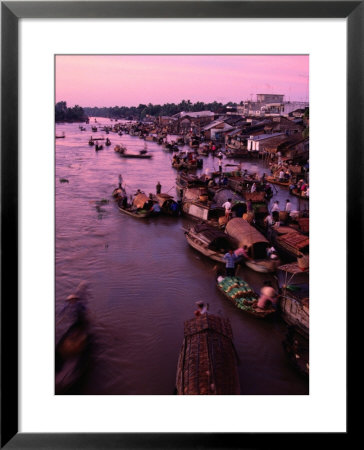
[225,218,280,273]
[216,276,276,318]
[176,311,240,395]
[117,191,158,219]
[272,227,309,261]
[184,223,236,262]
[266,176,290,187]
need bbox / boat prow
[176,312,240,394]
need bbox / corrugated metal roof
[248,133,284,142]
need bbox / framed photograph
[2,1,356,448]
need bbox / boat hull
[185,233,224,262]
[245,258,281,273]
[118,206,153,218]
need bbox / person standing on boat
[156,181,161,194]
[285,199,292,214]
[118,174,123,189]
[251,182,257,193]
[222,198,232,219]
[271,201,280,213]
[223,249,238,277]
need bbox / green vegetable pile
[218,277,257,311]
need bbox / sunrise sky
[56,55,309,107]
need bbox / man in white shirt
[271,201,280,212]
[285,199,292,214]
[222,198,232,218]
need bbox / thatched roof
[176,314,240,395]
[183,187,208,202]
[193,223,234,245]
[133,193,149,209]
[225,218,268,248]
[276,230,309,251]
[154,193,175,207]
[213,189,244,206]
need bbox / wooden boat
[282,326,309,377]
[118,192,158,218]
[176,172,210,192]
[119,152,152,159]
[290,188,309,201]
[189,137,200,149]
[176,310,240,394]
[112,185,126,201]
[225,218,281,273]
[95,144,103,151]
[145,135,156,142]
[118,200,153,219]
[224,149,250,158]
[88,139,94,146]
[114,144,127,153]
[105,138,111,146]
[55,282,92,394]
[197,145,210,156]
[216,276,276,318]
[118,204,153,218]
[277,262,309,338]
[172,156,203,171]
[152,193,180,216]
[182,187,224,224]
[184,223,236,262]
[56,132,65,139]
[266,176,290,187]
[272,227,309,261]
[91,126,97,132]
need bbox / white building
[246,133,284,152]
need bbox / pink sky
[56,55,308,107]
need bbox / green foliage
[55,101,87,122]
[83,99,236,120]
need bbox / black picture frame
[1,1,357,448]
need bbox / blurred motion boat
[55,282,92,394]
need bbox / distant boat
[115,145,153,159]
[56,132,65,139]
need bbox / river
[55,118,308,395]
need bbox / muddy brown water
[56,119,308,395]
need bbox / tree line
[55,101,88,122]
[82,99,239,120]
